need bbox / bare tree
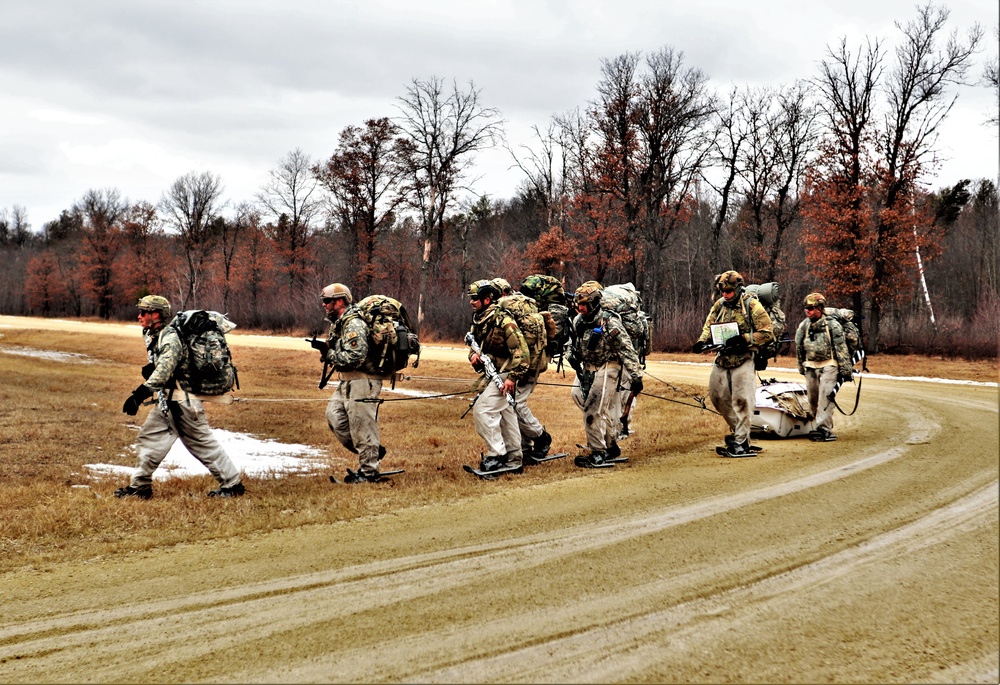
[507,120,567,229]
[984,25,999,128]
[868,3,982,347]
[738,82,820,280]
[396,76,504,330]
[706,86,752,273]
[257,148,321,302]
[159,171,225,309]
[0,205,32,247]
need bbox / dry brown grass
[0,327,719,574]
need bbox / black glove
[630,377,643,394]
[723,335,749,352]
[122,384,154,416]
[691,340,706,353]
[140,363,155,380]
[307,338,330,355]
[569,357,583,374]
[838,372,853,385]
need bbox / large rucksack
[825,306,864,366]
[355,295,420,375]
[745,282,787,370]
[497,293,548,371]
[601,283,651,362]
[520,274,571,360]
[170,310,238,395]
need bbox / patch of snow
[385,387,467,399]
[0,345,98,363]
[85,428,330,482]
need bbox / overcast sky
[1,0,996,229]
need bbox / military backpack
[824,306,863,365]
[496,293,548,371]
[355,295,420,375]
[745,282,786,370]
[601,282,651,361]
[169,310,239,395]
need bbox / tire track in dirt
[0,404,948,681]
[400,483,999,684]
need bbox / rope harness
[231,367,721,416]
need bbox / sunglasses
[721,288,735,294]
[322,297,336,304]
[804,305,818,311]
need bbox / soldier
[567,281,644,468]
[795,292,854,441]
[466,279,530,475]
[692,271,774,457]
[491,277,553,463]
[309,283,388,483]
[115,295,245,499]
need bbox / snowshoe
[463,463,524,480]
[720,440,757,458]
[574,450,614,469]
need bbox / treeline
[1,4,996,357]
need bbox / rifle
[464,331,516,409]
[307,334,335,390]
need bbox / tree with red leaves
[24,252,64,315]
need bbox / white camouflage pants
[708,358,757,445]
[130,398,242,488]
[326,376,383,476]
[805,365,838,432]
[473,372,522,466]
[571,363,624,452]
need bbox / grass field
[0,323,994,575]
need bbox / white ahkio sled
[751,380,818,438]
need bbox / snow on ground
[85,429,330,482]
[0,345,98,363]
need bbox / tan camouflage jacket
[325,305,378,374]
[697,294,774,370]
[568,309,643,379]
[795,315,853,377]
[468,303,529,383]
[143,322,190,394]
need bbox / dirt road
[1,316,997,683]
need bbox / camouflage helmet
[491,277,513,296]
[321,283,353,304]
[716,270,744,293]
[803,292,827,309]
[574,280,604,308]
[137,295,171,317]
[468,279,500,303]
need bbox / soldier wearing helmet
[795,292,853,441]
[466,279,530,475]
[692,270,775,457]
[567,281,644,468]
[309,282,390,482]
[115,295,244,500]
